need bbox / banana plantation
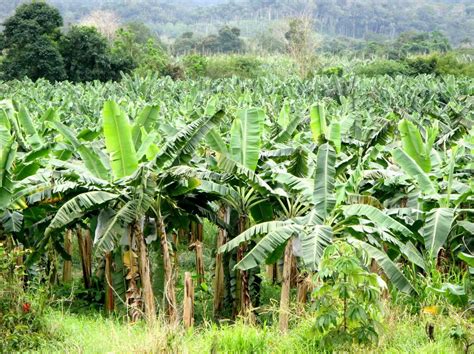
[0,74,473,351]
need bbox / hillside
[1,0,473,43]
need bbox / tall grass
[40,304,469,353]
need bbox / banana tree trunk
[279,239,293,332]
[77,227,92,289]
[157,217,177,324]
[105,252,115,314]
[213,206,228,318]
[236,215,253,320]
[62,229,73,283]
[296,272,312,315]
[133,220,156,324]
[183,271,194,329]
[196,223,204,285]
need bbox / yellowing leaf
[422,306,439,315]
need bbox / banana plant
[44,100,224,323]
[222,142,416,297]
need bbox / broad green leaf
[45,191,119,236]
[156,110,224,167]
[17,106,42,149]
[398,119,431,172]
[230,108,264,171]
[313,143,336,219]
[0,210,23,232]
[310,104,327,143]
[400,241,426,270]
[457,221,474,234]
[392,147,435,194]
[422,208,454,258]
[277,100,290,129]
[458,252,474,267]
[343,204,413,236]
[328,121,341,153]
[349,238,414,294]
[102,101,138,179]
[301,225,333,271]
[50,121,109,180]
[132,105,160,148]
[206,128,228,154]
[235,225,300,270]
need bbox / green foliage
[1,2,66,81]
[60,26,133,82]
[174,26,244,55]
[313,241,384,348]
[0,243,51,351]
[205,55,262,79]
[0,3,134,82]
[433,53,474,77]
[354,60,410,77]
[182,54,208,78]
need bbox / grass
[38,304,469,353]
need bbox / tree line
[1,0,471,44]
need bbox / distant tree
[216,26,243,53]
[80,10,121,41]
[197,26,244,54]
[1,2,66,81]
[123,22,156,44]
[60,26,132,82]
[114,23,163,61]
[0,33,5,51]
[199,34,219,54]
[173,32,198,55]
[394,31,451,58]
[253,25,286,53]
[285,17,318,77]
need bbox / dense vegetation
[0,1,473,353]
[0,73,473,351]
[1,0,473,44]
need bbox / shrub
[0,243,52,351]
[354,59,410,77]
[406,56,438,75]
[205,55,262,79]
[319,66,344,77]
[182,54,208,78]
[312,241,384,349]
[405,53,474,77]
[435,53,474,77]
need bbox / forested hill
[1,0,473,43]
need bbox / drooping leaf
[313,143,336,219]
[0,210,23,232]
[400,241,426,270]
[156,110,224,167]
[422,208,454,258]
[230,108,264,171]
[235,224,301,270]
[310,103,327,143]
[220,220,295,253]
[343,204,413,236]
[349,238,414,294]
[50,121,109,180]
[102,101,138,179]
[392,147,435,194]
[45,191,119,236]
[398,119,431,172]
[300,225,333,271]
